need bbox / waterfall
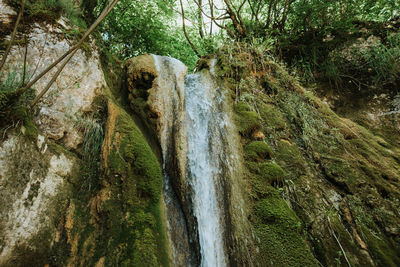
[127,54,249,267]
[185,70,227,267]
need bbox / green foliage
[365,33,400,85]
[75,113,104,192]
[326,33,400,88]
[7,0,86,27]
[0,66,35,125]
[0,67,24,92]
[90,0,195,68]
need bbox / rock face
[1,0,107,149]
[127,54,188,203]
[1,2,168,266]
[0,133,77,265]
[0,1,106,263]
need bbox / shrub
[326,33,400,88]
[6,0,86,28]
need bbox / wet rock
[127,54,195,266]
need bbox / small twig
[22,15,28,87]
[0,0,25,72]
[328,217,352,267]
[2,123,15,139]
[29,31,48,83]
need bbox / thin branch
[0,0,25,72]
[223,0,246,37]
[198,0,205,38]
[247,0,257,21]
[328,217,352,267]
[209,0,214,34]
[179,0,200,57]
[193,0,229,21]
[22,14,28,86]
[29,31,48,84]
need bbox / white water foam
[185,72,227,267]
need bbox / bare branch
[22,14,28,86]
[0,0,25,72]
[223,0,246,37]
[179,0,200,57]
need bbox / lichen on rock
[0,131,78,266]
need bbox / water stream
[148,55,229,267]
[185,70,227,267]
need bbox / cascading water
[128,54,250,267]
[185,69,227,267]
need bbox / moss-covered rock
[45,100,169,267]
[89,101,167,266]
[247,162,285,188]
[253,194,318,266]
[215,43,400,267]
[233,102,261,136]
[244,141,273,162]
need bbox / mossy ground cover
[49,102,168,266]
[216,43,400,266]
[103,104,167,266]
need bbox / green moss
[361,225,400,266]
[275,140,307,179]
[244,141,273,162]
[233,102,261,136]
[113,111,162,202]
[257,101,288,133]
[254,224,318,267]
[247,162,285,188]
[252,192,318,267]
[103,107,167,266]
[255,197,298,227]
[131,228,158,266]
